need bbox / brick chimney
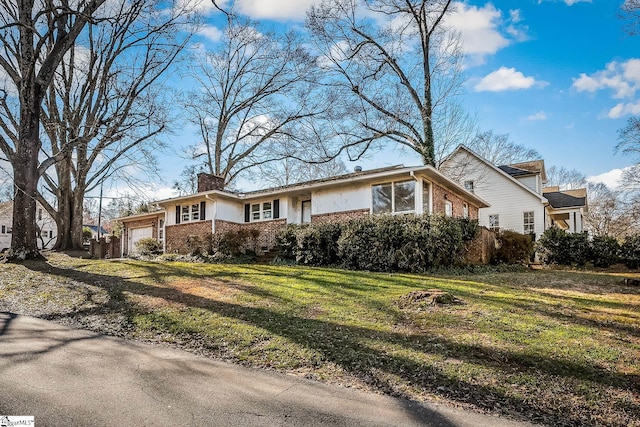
[197,173,225,192]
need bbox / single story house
[440,145,588,238]
[84,224,110,240]
[0,201,57,251]
[118,165,490,256]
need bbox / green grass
[1,254,639,427]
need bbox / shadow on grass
[23,259,640,427]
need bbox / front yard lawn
[1,253,638,426]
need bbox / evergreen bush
[494,230,534,264]
[621,235,640,269]
[590,235,620,268]
[135,237,162,255]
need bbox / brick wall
[311,209,370,224]
[463,227,496,264]
[214,219,287,253]
[122,217,159,256]
[432,183,478,219]
[197,173,225,192]
[165,220,213,253]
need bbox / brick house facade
[118,166,489,257]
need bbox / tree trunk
[12,103,41,259]
[71,187,85,249]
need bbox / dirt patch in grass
[1,252,639,427]
[397,289,464,309]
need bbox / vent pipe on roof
[354,166,362,172]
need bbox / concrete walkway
[0,313,538,427]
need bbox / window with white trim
[372,180,415,214]
[159,220,164,241]
[489,214,499,231]
[524,211,534,234]
[445,201,453,217]
[464,181,474,193]
[463,203,469,219]
[182,204,200,222]
[251,202,272,221]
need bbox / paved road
[0,313,539,427]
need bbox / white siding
[216,199,244,223]
[312,183,370,215]
[441,151,546,237]
[517,176,538,193]
[165,199,215,227]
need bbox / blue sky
[141,0,638,197]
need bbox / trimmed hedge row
[537,228,640,269]
[276,215,479,273]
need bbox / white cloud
[538,0,591,5]
[0,67,18,97]
[573,59,640,99]
[448,2,510,64]
[236,0,321,20]
[474,67,545,92]
[587,168,627,190]
[608,100,640,119]
[198,25,223,42]
[526,111,547,121]
[574,58,640,118]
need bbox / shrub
[185,235,202,255]
[621,235,640,269]
[494,230,534,264]
[82,226,93,243]
[295,222,342,266]
[216,230,251,257]
[338,215,475,272]
[537,228,590,266]
[590,235,620,268]
[135,237,162,255]
[275,224,303,260]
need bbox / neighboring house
[84,224,109,240]
[118,165,489,256]
[542,187,588,233]
[440,145,588,238]
[0,201,57,251]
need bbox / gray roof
[240,165,406,196]
[497,165,535,177]
[544,191,586,209]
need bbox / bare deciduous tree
[33,0,194,250]
[584,182,639,238]
[467,131,540,166]
[544,165,587,190]
[307,0,466,166]
[179,8,327,188]
[0,0,108,258]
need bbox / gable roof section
[507,160,547,182]
[498,165,534,177]
[544,191,587,209]
[84,224,109,235]
[149,163,489,210]
[441,145,548,203]
[0,201,11,217]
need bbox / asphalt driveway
[0,313,539,427]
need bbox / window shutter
[244,204,250,223]
[200,201,206,220]
[273,199,280,219]
[175,206,181,224]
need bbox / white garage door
[129,227,153,253]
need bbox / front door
[302,200,311,223]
